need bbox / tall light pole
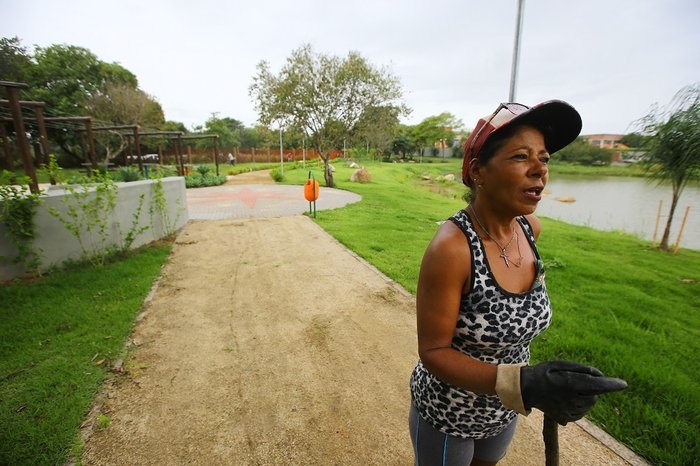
[279,125,284,176]
[509,0,525,102]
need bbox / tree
[86,82,165,162]
[161,120,188,134]
[412,112,464,159]
[23,44,139,164]
[391,125,419,159]
[27,44,136,114]
[88,82,164,127]
[619,132,649,148]
[198,115,241,149]
[250,44,408,187]
[351,105,401,157]
[239,127,263,148]
[0,37,33,96]
[554,137,613,165]
[253,124,277,151]
[637,84,700,250]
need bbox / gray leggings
[409,404,517,465]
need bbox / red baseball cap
[461,100,582,185]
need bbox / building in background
[580,134,626,149]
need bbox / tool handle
[543,414,559,466]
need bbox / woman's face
[473,125,550,216]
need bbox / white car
[126,154,159,162]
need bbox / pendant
[500,249,511,268]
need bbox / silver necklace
[469,205,523,268]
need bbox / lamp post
[509,0,525,102]
[279,125,284,177]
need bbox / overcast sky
[2,0,698,135]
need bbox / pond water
[535,175,700,251]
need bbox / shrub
[202,175,226,186]
[118,167,142,182]
[196,165,212,176]
[184,174,227,188]
[270,168,285,182]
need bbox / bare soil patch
[81,216,635,465]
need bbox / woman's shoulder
[419,220,472,291]
[522,214,542,241]
[423,220,472,268]
[433,219,470,248]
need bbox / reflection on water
[535,175,700,251]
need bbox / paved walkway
[186,178,361,220]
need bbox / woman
[409,101,626,466]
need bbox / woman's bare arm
[416,221,498,395]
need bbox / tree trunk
[659,186,681,250]
[322,154,335,188]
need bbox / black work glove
[520,360,628,425]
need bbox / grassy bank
[547,161,648,177]
[0,243,172,466]
[281,159,700,466]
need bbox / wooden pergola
[1,80,223,189]
[0,81,40,192]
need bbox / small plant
[149,170,186,237]
[121,193,149,250]
[46,153,63,185]
[150,175,172,236]
[0,171,42,272]
[96,413,112,429]
[196,165,212,176]
[48,172,118,265]
[118,166,142,182]
[91,164,110,178]
[64,173,92,185]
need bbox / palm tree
[639,84,700,250]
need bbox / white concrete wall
[0,177,188,280]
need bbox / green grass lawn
[547,161,648,177]
[0,243,172,466]
[281,158,700,466]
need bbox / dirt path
[81,216,639,465]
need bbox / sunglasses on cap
[467,102,530,157]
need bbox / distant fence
[160,147,345,165]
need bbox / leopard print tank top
[410,208,551,439]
